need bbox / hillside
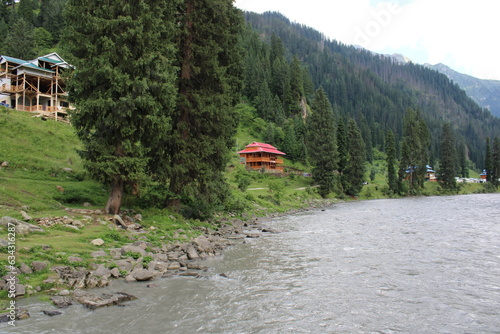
[425,63,500,118]
[242,11,500,168]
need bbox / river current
[7,194,500,333]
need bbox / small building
[480,169,488,182]
[0,52,72,120]
[238,142,285,173]
[426,165,437,182]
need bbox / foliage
[64,0,178,214]
[385,129,398,193]
[306,88,337,198]
[438,123,458,191]
[398,108,430,195]
[162,0,244,214]
[344,119,366,196]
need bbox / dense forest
[1,2,499,215]
[240,12,500,170]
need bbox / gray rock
[92,264,110,278]
[152,253,169,262]
[0,161,8,167]
[0,239,8,247]
[90,238,104,246]
[121,245,147,257]
[114,260,133,273]
[19,263,33,274]
[15,284,25,297]
[42,310,62,316]
[73,290,137,309]
[109,248,122,259]
[154,262,169,273]
[91,250,106,258]
[51,296,73,308]
[83,202,92,207]
[186,245,199,260]
[124,275,136,283]
[31,261,47,272]
[20,211,32,221]
[193,235,214,254]
[110,268,120,278]
[132,269,157,281]
[67,256,83,263]
[0,216,44,234]
[167,262,181,270]
[58,289,70,296]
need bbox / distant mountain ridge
[424,63,500,118]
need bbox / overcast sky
[234,0,499,80]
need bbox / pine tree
[491,137,500,187]
[344,118,365,196]
[65,0,178,214]
[164,0,243,213]
[4,18,36,59]
[438,123,457,190]
[307,87,337,198]
[337,116,349,193]
[485,137,493,183]
[398,108,430,195]
[385,129,397,193]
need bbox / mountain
[425,63,500,118]
[241,11,500,168]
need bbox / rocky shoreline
[0,200,335,321]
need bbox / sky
[234,0,500,80]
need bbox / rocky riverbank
[1,199,335,320]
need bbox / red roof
[237,142,286,155]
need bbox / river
[7,194,500,333]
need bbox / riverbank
[0,195,337,321]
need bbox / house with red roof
[238,142,286,173]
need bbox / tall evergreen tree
[307,87,337,198]
[385,129,397,193]
[491,137,500,187]
[4,18,36,59]
[485,137,493,183]
[458,142,469,178]
[39,0,66,43]
[344,118,366,196]
[164,0,243,213]
[64,0,178,214]
[398,108,430,195]
[336,116,349,193]
[438,123,457,190]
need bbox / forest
[1,1,499,216]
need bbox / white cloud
[234,0,500,80]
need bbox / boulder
[58,289,70,296]
[31,261,47,272]
[110,268,120,278]
[92,264,110,278]
[51,296,73,308]
[0,216,44,234]
[15,284,26,297]
[20,211,32,221]
[91,250,107,258]
[42,310,63,317]
[132,269,157,281]
[114,260,134,273]
[124,275,136,283]
[121,245,147,257]
[0,161,8,167]
[73,290,137,309]
[67,256,83,263]
[19,263,33,275]
[185,245,199,260]
[109,248,122,259]
[192,235,215,254]
[167,262,181,270]
[90,238,104,246]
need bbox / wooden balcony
[17,104,69,113]
[244,157,284,164]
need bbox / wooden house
[0,52,72,119]
[238,142,285,173]
[425,165,437,182]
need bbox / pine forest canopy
[241,11,500,170]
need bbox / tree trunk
[105,178,124,214]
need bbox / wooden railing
[17,105,69,113]
[245,157,284,164]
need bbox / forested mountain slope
[242,11,500,168]
[425,63,500,119]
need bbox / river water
[7,194,500,334]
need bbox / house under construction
[0,52,72,120]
